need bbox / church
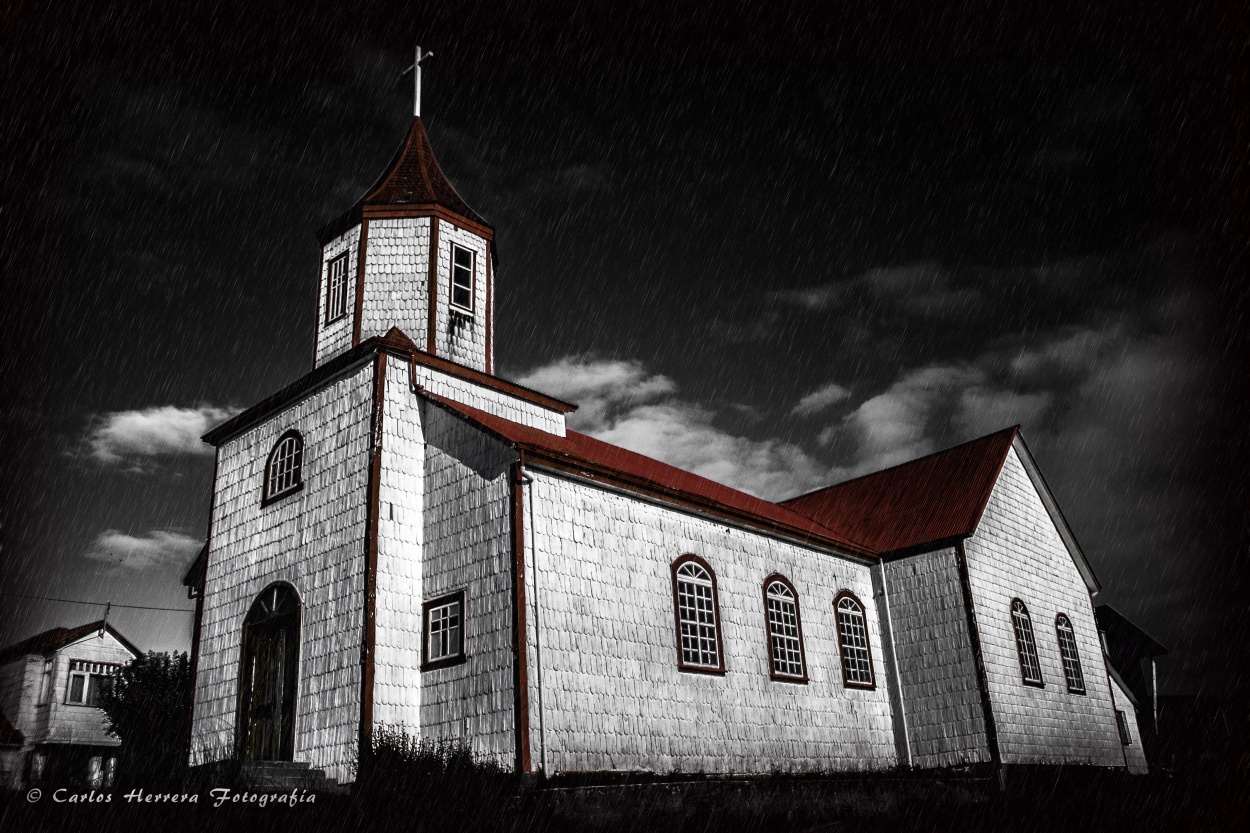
[183,92,1149,786]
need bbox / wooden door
[238,584,300,761]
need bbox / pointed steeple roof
[319,117,491,242]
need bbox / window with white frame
[325,250,350,323]
[672,556,723,672]
[1055,613,1086,694]
[1012,599,1044,686]
[451,244,474,311]
[422,591,465,670]
[38,659,52,705]
[263,430,304,504]
[66,660,119,706]
[834,592,875,688]
[764,577,806,681]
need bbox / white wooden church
[184,97,1149,785]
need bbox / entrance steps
[237,761,349,796]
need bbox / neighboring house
[1097,604,1169,771]
[0,621,141,790]
[184,111,1152,785]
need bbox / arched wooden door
[237,583,300,761]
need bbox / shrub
[353,726,511,812]
[96,651,191,789]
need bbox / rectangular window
[325,250,350,322]
[1116,710,1132,745]
[65,660,119,706]
[422,591,466,670]
[451,244,474,311]
[38,659,52,705]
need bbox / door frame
[235,581,302,762]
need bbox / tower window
[763,575,807,682]
[834,591,875,689]
[263,430,304,505]
[671,555,724,673]
[1055,613,1086,694]
[325,251,350,323]
[422,591,466,670]
[451,244,474,311]
[1011,599,1044,687]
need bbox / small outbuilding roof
[0,621,142,666]
[423,393,875,558]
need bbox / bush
[96,651,191,789]
[353,726,511,814]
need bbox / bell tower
[311,81,495,373]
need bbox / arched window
[1011,599,1044,686]
[1055,613,1086,694]
[263,430,304,505]
[833,591,875,689]
[671,555,724,673]
[763,575,807,682]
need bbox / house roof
[0,709,22,745]
[0,621,142,666]
[203,328,576,447]
[422,392,875,558]
[779,427,1020,554]
[1096,605,1169,658]
[319,117,490,242]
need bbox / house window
[29,751,46,782]
[763,575,807,681]
[66,660,119,706]
[672,555,724,673]
[834,591,875,688]
[1115,710,1132,745]
[325,250,350,323]
[1011,599,1044,686]
[263,430,304,505]
[1055,613,1086,694]
[38,659,52,705]
[422,591,466,670]
[451,244,474,311]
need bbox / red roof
[424,393,875,557]
[0,621,142,666]
[320,117,489,241]
[779,427,1019,554]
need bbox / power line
[0,592,193,613]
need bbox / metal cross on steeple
[400,46,434,117]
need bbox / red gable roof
[0,621,142,666]
[780,427,1019,554]
[423,393,875,558]
[320,118,490,241]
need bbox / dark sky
[1,1,1244,695]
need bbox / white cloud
[83,529,203,571]
[516,356,833,499]
[771,261,981,317]
[792,382,852,417]
[88,405,238,464]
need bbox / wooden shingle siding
[964,446,1124,767]
[882,548,990,768]
[315,225,361,367]
[37,634,133,746]
[190,362,375,783]
[360,218,432,351]
[432,220,489,372]
[522,470,896,776]
[1109,675,1148,774]
[411,364,566,437]
[372,354,427,729]
[419,404,518,768]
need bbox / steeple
[312,114,496,375]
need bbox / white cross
[400,46,434,117]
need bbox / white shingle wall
[0,657,35,742]
[883,548,990,768]
[419,403,518,768]
[523,470,897,776]
[360,218,432,348]
[39,634,134,746]
[373,355,427,730]
[432,220,489,373]
[1110,676,1149,774]
[190,361,375,783]
[411,364,567,437]
[314,225,361,368]
[964,446,1124,767]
